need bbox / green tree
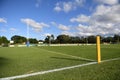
[44,35,51,44]
[0,36,2,44]
[113,34,120,43]
[87,36,96,43]
[44,34,55,44]
[0,36,9,44]
[69,37,80,43]
[11,35,27,44]
[29,38,38,44]
[0,36,9,47]
[51,34,55,43]
[102,37,113,43]
[56,35,70,44]
[79,36,86,43]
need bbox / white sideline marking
[102,57,120,62]
[32,47,95,62]
[0,62,97,80]
[0,58,120,80]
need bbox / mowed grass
[17,60,120,80]
[0,44,120,80]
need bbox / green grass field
[0,44,120,80]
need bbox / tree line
[44,34,120,44]
[0,34,120,45]
[0,35,38,45]
[11,35,38,44]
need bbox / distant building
[38,41,43,44]
[10,40,14,44]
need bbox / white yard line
[0,57,120,80]
[32,47,95,62]
[0,62,97,80]
[101,47,120,49]
[102,57,120,62]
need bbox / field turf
[0,44,120,80]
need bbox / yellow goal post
[96,36,101,63]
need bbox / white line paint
[102,57,120,62]
[32,47,95,62]
[0,62,97,80]
[0,57,120,80]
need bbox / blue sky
[0,0,120,40]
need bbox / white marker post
[26,22,30,47]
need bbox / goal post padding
[96,36,101,63]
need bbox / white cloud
[50,21,57,26]
[0,29,7,32]
[21,18,49,32]
[0,18,7,23]
[70,14,90,23]
[75,0,85,5]
[93,5,120,23]
[93,5,111,16]
[63,2,73,13]
[54,0,85,13]
[54,2,73,13]
[96,0,119,5]
[61,31,75,36]
[51,22,70,31]
[10,28,17,31]
[70,4,120,36]
[58,24,70,31]
[76,24,94,36]
[54,6,62,12]
[44,33,51,36]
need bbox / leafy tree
[0,36,9,47]
[51,34,55,43]
[44,34,55,44]
[0,36,9,45]
[44,35,51,44]
[29,38,38,44]
[44,34,120,44]
[69,37,80,43]
[0,36,2,44]
[87,36,96,43]
[102,37,113,43]
[11,35,27,44]
[79,36,86,43]
[113,34,120,43]
[56,35,70,43]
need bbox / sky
[0,0,120,40]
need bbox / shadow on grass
[0,57,9,67]
[51,57,93,62]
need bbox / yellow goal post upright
[96,36,101,63]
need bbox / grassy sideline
[0,44,120,80]
[17,60,120,80]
